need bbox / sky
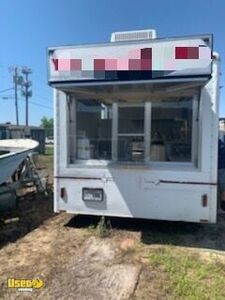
[0,0,224,126]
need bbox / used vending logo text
[7,278,44,292]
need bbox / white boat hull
[0,139,39,184]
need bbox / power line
[0,95,52,110]
[35,93,52,103]
[29,100,52,110]
[0,95,14,99]
[19,97,52,110]
[0,87,14,94]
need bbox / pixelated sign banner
[48,36,212,83]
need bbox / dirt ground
[1,204,225,299]
[1,155,225,299]
[0,209,142,300]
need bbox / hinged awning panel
[59,80,204,103]
[48,35,212,84]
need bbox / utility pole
[21,67,32,126]
[14,67,19,126]
[9,67,23,125]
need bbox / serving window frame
[66,86,200,169]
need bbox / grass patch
[149,247,225,300]
[43,154,53,172]
[96,216,112,238]
[143,230,185,246]
[45,146,54,156]
[87,216,112,238]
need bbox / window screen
[118,106,144,134]
[68,95,197,165]
[76,99,112,160]
[118,105,144,162]
[150,99,193,162]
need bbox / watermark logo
[7,278,44,292]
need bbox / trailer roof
[48,34,212,51]
[48,34,213,85]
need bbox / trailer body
[48,31,219,223]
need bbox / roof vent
[110,29,157,42]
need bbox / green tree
[40,117,53,138]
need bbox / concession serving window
[65,80,204,166]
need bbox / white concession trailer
[48,30,220,223]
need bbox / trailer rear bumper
[54,176,217,223]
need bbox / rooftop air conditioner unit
[110,29,157,42]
